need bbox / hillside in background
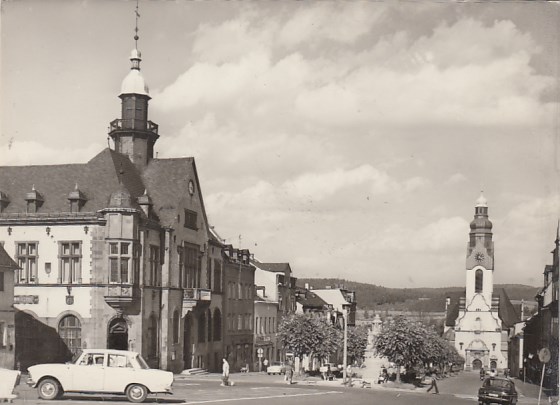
[297,278,539,312]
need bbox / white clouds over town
[2,1,559,287]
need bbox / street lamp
[342,303,351,385]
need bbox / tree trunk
[396,364,401,383]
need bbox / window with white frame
[59,241,82,284]
[109,241,131,284]
[16,242,38,284]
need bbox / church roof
[496,288,520,328]
[444,288,520,328]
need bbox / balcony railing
[109,119,159,136]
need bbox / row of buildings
[0,38,357,373]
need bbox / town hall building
[444,193,519,371]
[0,34,231,372]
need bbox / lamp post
[342,303,350,385]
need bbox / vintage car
[478,376,518,405]
[266,362,286,375]
[27,349,173,403]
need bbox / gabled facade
[444,194,519,372]
[222,246,255,372]
[522,226,559,392]
[0,245,18,368]
[0,42,221,373]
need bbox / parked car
[478,376,518,405]
[27,349,173,403]
[267,361,286,375]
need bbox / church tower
[465,192,494,305]
[108,12,159,170]
[449,193,510,372]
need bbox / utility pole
[342,304,349,385]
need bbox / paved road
[13,377,474,405]
[10,369,547,404]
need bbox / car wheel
[126,383,148,403]
[37,378,62,400]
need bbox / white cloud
[278,2,379,47]
[0,140,101,166]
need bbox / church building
[445,193,519,371]
[0,27,228,372]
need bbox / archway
[107,318,128,350]
[490,360,497,370]
[472,359,482,370]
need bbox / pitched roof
[0,148,146,214]
[496,288,520,328]
[445,288,520,328]
[252,262,291,274]
[296,288,329,309]
[0,149,211,229]
[0,244,18,270]
[312,289,349,312]
[142,157,210,228]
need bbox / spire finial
[134,0,140,50]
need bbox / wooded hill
[297,278,539,312]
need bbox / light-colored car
[27,349,173,403]
[267,362,286,375]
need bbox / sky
[1,0,559,288]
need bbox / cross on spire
[134,0,140,49]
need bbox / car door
[72,352,106,392]
[104,353,135,393]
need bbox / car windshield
[485,379,513,389]
[271,362,283,366]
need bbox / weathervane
[134,0,140,50]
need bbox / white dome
[120,69,150,96]
[475,192,488,207]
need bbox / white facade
[451,194,508,371]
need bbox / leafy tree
[374,316,429,382]
[278,313,341,373]
[347,325,368,364]
[374,316,463,382]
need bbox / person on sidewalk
[285,361,294,384]
[426,372,439,394]
[221,358,230,386]
[346,364,353,387]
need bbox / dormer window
[0,191,9,212]
[68,185,87,213]
[25,186,44,213]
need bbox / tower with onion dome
[108,11,159,170]
[444,193,519,373]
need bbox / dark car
[478,377,518,405]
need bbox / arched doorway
[107,318,128,350]
[472,359,482,370]
[490,360,497,370]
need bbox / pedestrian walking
[285,362,294,384]
[221,358,230,387]
[263,358,269,368]
[346,364,353,386]
[426,372,439,394]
